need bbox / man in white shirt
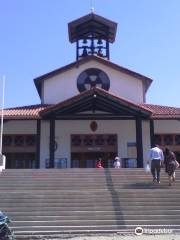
[148,144,164,183]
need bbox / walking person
[148,144,164,184]
[164,147,177,186]
[113,156,121,168]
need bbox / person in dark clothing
[164,147,176,186]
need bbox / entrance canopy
[40,88,152,119]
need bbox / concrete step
[2,168,180,172]
[0,191,180,197]
[0,178,178,183]
[1,197,179,203]
[0,168,180,237]
[0,172,161,177]
[0,186,178,191]
[0,201,180,207]
[1,205,180,212]
[0,196,180,202]
[4,210,180,220]
[1,174,180,178]
[1,190,180,195]
[0,181,178,187]
[9,214,180,221]
[0,178,178,184]
[11,219,180,227]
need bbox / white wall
[3,120,49,168]
[39,119,150,168]
[154,120,180,133]
[3,120,37,134]
[43,60,144,105]
[5,119,179,166]
[3,119,151,168]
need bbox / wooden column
[150,119,154,148]
[36,120,41,168]
[136,116,143,168]
[49,119,55,168]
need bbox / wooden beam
[54,116,136,120]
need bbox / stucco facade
[3,116,180,169]
[43,60,145,105]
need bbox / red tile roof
[2,104,50,119]
[1,100,180,120]
[140,104,180,119]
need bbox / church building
[2,13,180,169]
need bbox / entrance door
[71,134,117,168]
[71,152,116,168]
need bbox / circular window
[77,68,110,92]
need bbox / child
[114,156,121,168]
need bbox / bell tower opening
[68,13,117,60]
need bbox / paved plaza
[37,233,180,240]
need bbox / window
[72,159,80,168]
[4,152,36,169]
[3,135,36,147]
[71,136,81,146]
[175,135,180,145]
[83,137,93,146]
[163,135,173,145]
[14,136,24,146]
[107,135,117,146]
[154,135,162,145]
[3,136,13,146]
[25,135,36,146]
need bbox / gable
[34,56,152,105]
[40,87,152,119]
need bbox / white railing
[0,154,6,172]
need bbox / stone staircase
[0,168,180,238]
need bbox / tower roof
[68,13,117,43]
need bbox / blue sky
[0,0,180,108]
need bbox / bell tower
[68,13,117,60]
